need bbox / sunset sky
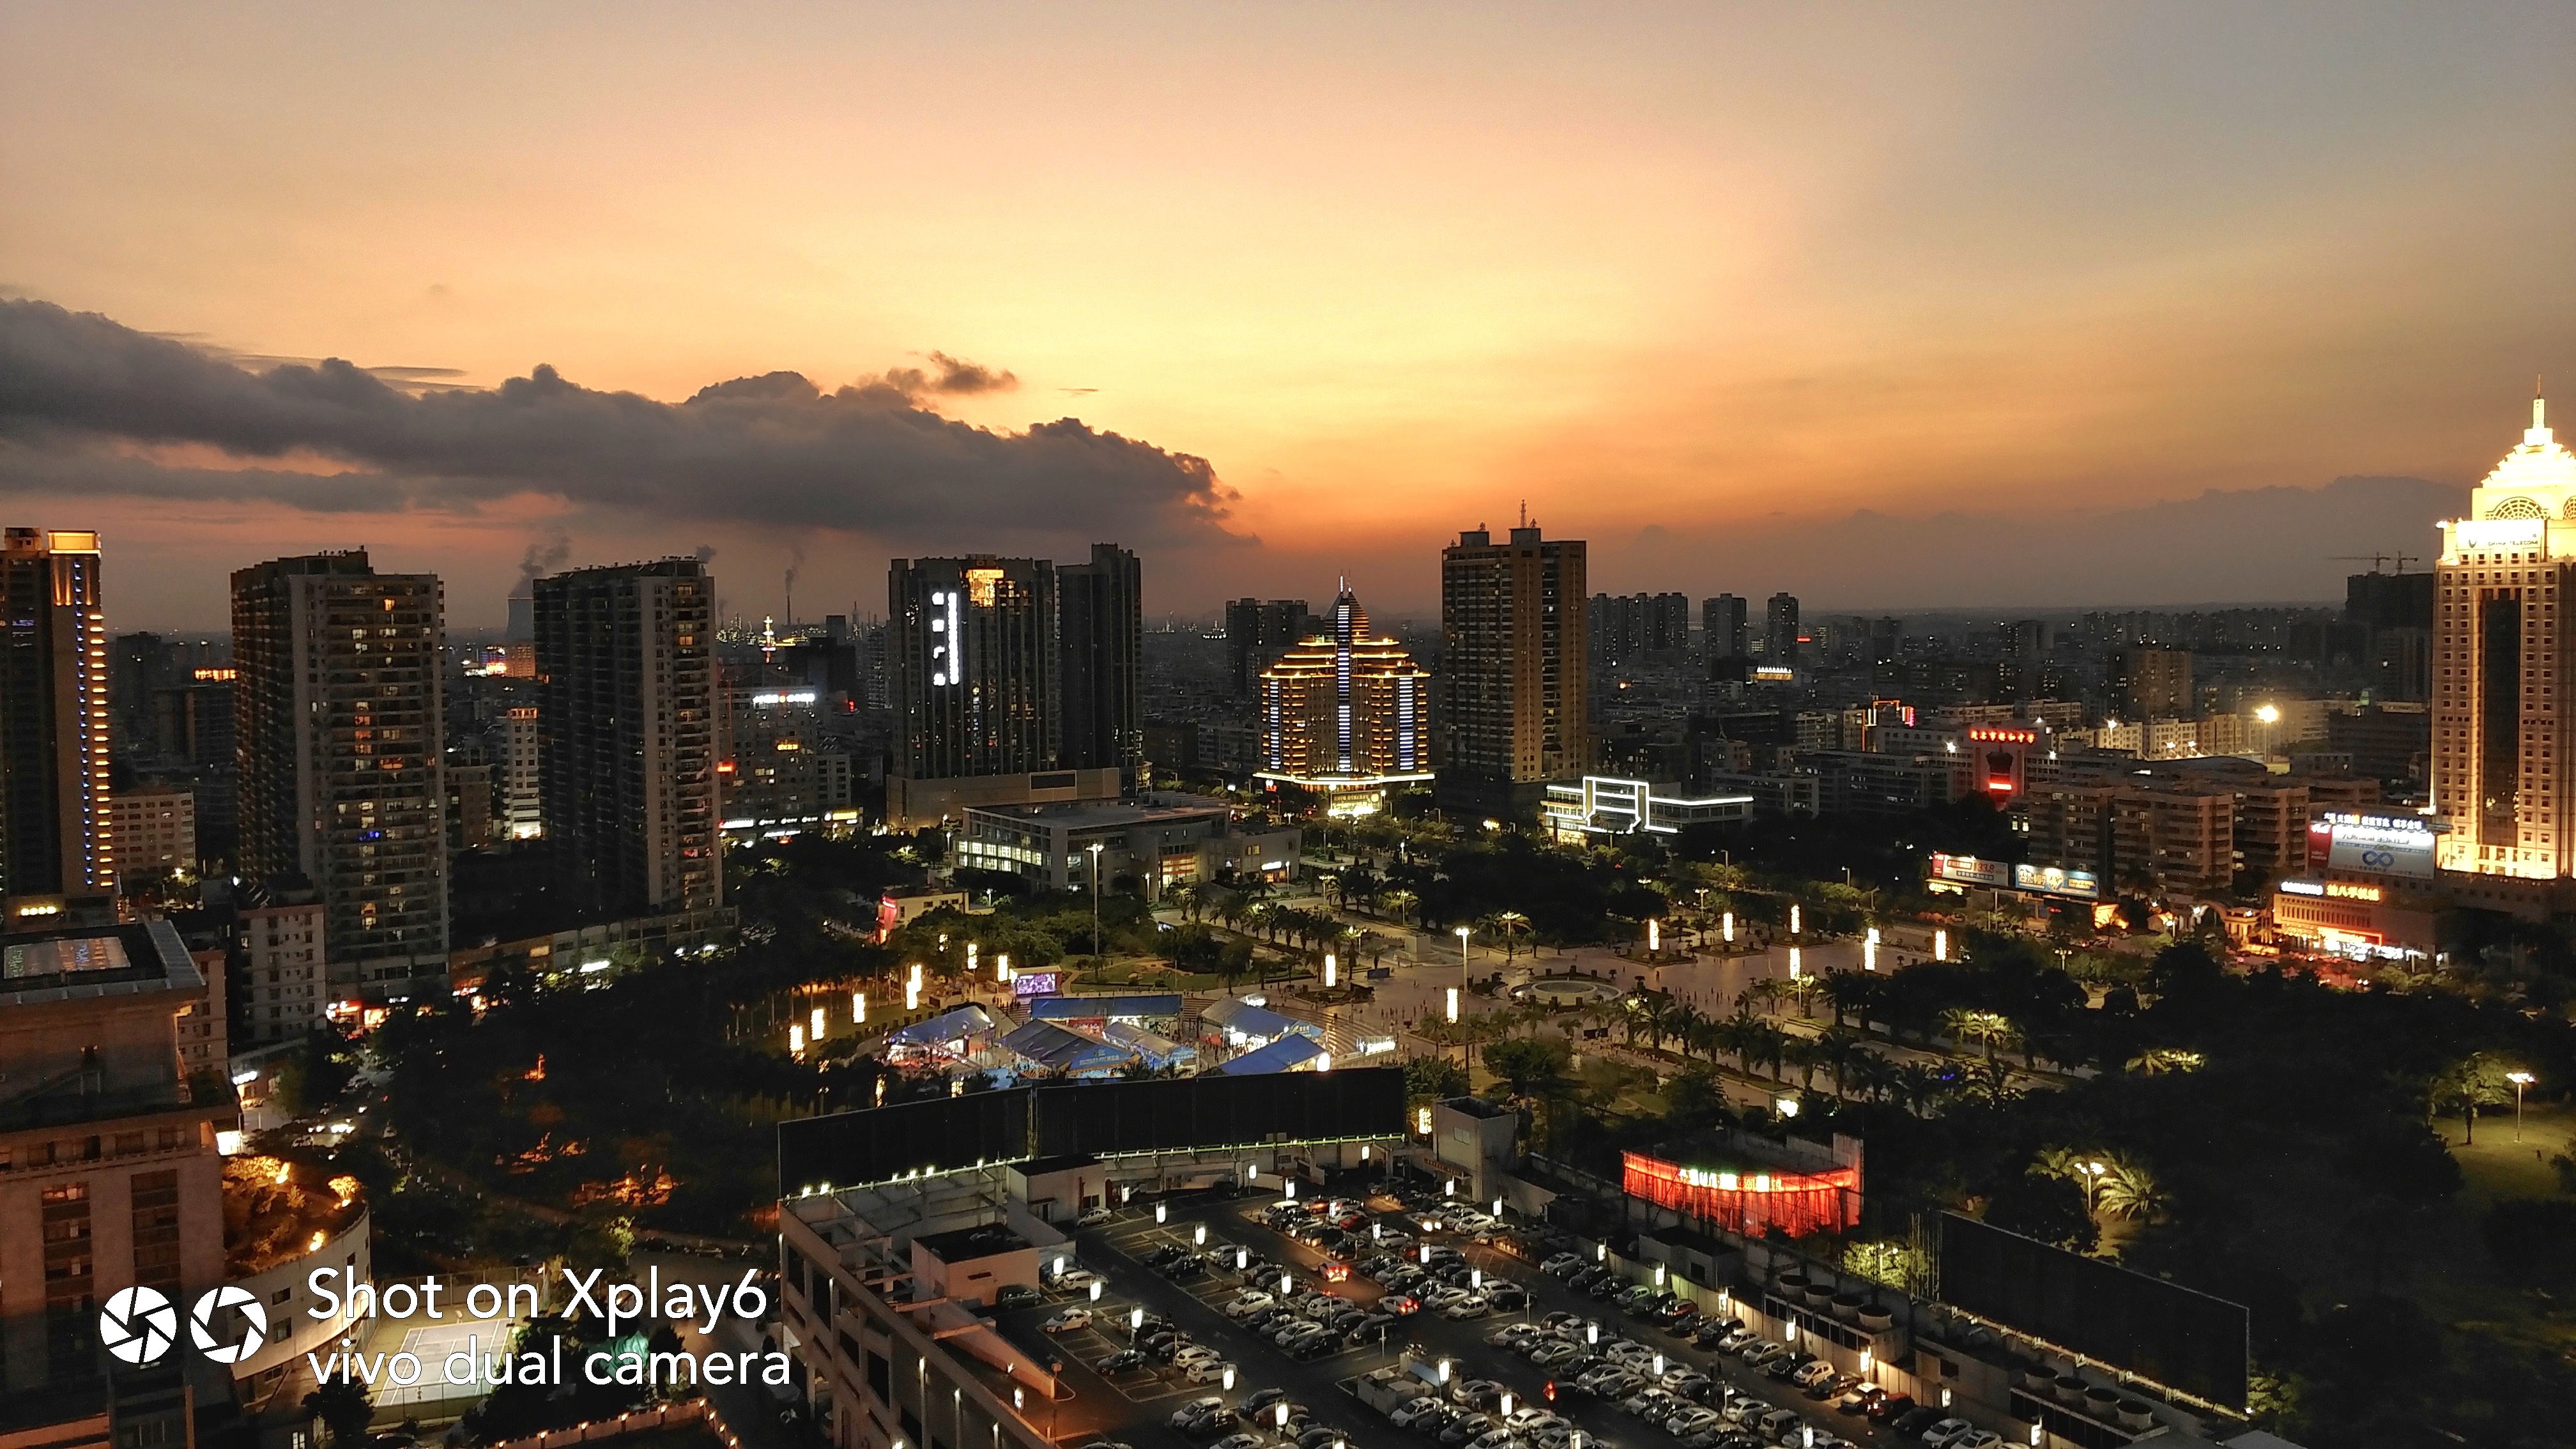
[3,2,2572,629]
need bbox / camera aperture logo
[102,1285,266,1366]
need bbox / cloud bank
[0,300,1232,550]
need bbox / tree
[2481,1197,2576,1285]
[2095,1154,2172,1224]
[1404,1057,1469,1100]
[303,1381,375,1448]
[1986,1173,2099,1254]
[2434,1052,2516,1144]
[1942,1008,2018,1064]
[1483,1038,1574,1113]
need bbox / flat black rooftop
[1016,1153,1101,1176]
[916,1223,1032,1261]
[1440,1096,1514,1120]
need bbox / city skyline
[3,5,2571,626]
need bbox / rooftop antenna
[1519,499,1528,529]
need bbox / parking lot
[983,1183,1940,1449]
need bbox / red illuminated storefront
[1621,1151,1861,1238]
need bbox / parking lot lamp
[2510,1071,2537,1140]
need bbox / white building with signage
[1542,776,1755,841]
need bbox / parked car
[1096,1349,1146,1373]
[1226,1292,1276,1319]
[996,1284,1043,1308]
[1439,1416,1496,1446]
[1041,1309,1092,1333]
[1183,1358,1239,1385]
[1211,1435,1266,1449]
[1919,1419,1975,1446]
[1389,1399,1447,1430]
[1170,1399,1229,1429]
[1075,1206,1114,1227]
[1055,1268,1101,1291]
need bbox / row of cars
[1222,1282,1405,1360]
[1160,1385,1352,1449]
[1527,1256,2005,1449]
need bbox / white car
[1664,1409,1721,1438]
[1174,1345,1222,1368]
[1054,1268,1101,1291]
[1441,1294,1491,1320]
[1225,1292,1276,1319]
[1466,1433,1515,1449]
[1790,1361,1837,1392]
[1040,1309,1092,1333]
[1075,1206,1114,1227]
[1951,1435,2003,1449]
[1920,1420,1975,1446]
[1390,1399,1446,1430]
[1183,1359,1239,1385]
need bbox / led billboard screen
[2320,811,2436,880]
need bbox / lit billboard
[1928,853,2009,888]
[2014,863,2100,900]
[1011,971,1062,999]
[2320,811,2436,880]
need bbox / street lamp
[1324,952,1337,989]
[1446,986,1460,1023]
[2510,1071,2537,1141]
[1087,841,1107,967]
[1790,903,1801,935]
[1933,928,1948,962]
[1455,925,1472,983]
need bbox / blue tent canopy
[1201,997,1320,1045]
[1103,1020,1196,1071]
[1001,1019,1137,1075]
[1026,993,1184,1022]
[1213,1034,1326,1075]
[885,1004,995,1046]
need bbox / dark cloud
[877,350,1017,397]
[0,300,1232,549]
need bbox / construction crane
[2329,553,2423,574]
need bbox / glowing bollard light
[1790,903,1801,934]
[811,1006,827,1040]
[1470,1269,1482,1289]
[1222,1367,1236,1391]
[1155,1203,1167,1223]
[1195,1225,1206,1245]
[1788,947,1801,979]
[1586,1321,1598,1344]
[854,991,866,1023]
[1722,911,1735,944]
[967,944,978,976]
[1420,1245,1432,1265]
[1237,1249,1249,1269]
[1438,1360,1452,1384]
[1499,1394,1514,1418]
[907,979,921,1011]
[1865,926,1880,972]
[1935,928,1948,962]
[1647,919,1660,954]
[1652,1353,1664,1377]
[1324,953,1337,988]
[1446,987,1459,1023]
[789,1024,805,1054]
[1276,1406,1290,1430]
[1280,1273,1293,1295]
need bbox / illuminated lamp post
[1446,986,1460,1024]
[1790,903,1800,936]
[1864,926,1879,972]
[1934,929,1948,963]
[1087,841,1107,969]
[1324,952,1337,990]
[2509,1071,2536,1141]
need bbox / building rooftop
[915,1222,1032,1262]
[0,919,200,1006]
[967,791,1237,828]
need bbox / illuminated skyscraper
[2434,392,2576,877]
[1257,585,1430,811]
[534,558,721,915]
[1438,523,1590,819]
[0,528,112,909]
[232,550,448,999]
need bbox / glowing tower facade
[2433,393,2576,877]
[1257,585,1429,809]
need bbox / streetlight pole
[1087,841,1105,970]
[2509,1071,2536,1142]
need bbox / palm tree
[2096,1154,2171,1223]
[1784,1036,1823,1092]
[1820,971,1878,1030]
[2126,1046,2205,1076]
[1814,1027,1865,1098]
[1740,977,1786,1018]
[1942,1008,2016,1064]
[1742,1020,1790,1082]
[1382,889,1420,929]
[1892,1061,1951,1116]
[1848,1049,1899,1105]
[1785,974,1824,1020]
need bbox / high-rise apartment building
[498,705,542,839]
[231,551,448,999]
[2434,392,2576,877]
[533,559,722,917]
[2108,646,2194,721]
[1,528,113,908]
[891,556,1057,778]
[1703,594,1748,661]
[1765,592,1801,664]
[1588,592,1690,664]
[1056,544,1143,776]
[1438,524,1590,820]
[1257,586,1430,802]
[1225,597,1315,696]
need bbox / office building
[1765,592,1800,664]
[231,551,448,1000]
[1055,544,1143,776]
[533,559,723,916]
[1,528,113,908]
[1255,585,1430,809]
[497,705,542,839]
[1703,594,1749,661]
[1225,597,1315,696]
[2434,392,2576,877]
[721,682,857,839]
[1438,524,1590,819]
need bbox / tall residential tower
[533,558,723,917]
[1056,544,1143,778]
[231,551,448,1001]
[1438,523,1589,820]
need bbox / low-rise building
[953,793,1298,895]
[106,783,196,880]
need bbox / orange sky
[3,3,2572,625]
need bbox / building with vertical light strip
[1,528,113,917]
[2433,393,2576,878]
[1255,585,1430,813]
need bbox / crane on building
[2329,553,2423,574]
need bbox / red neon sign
[1620,1151,1860,1238]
